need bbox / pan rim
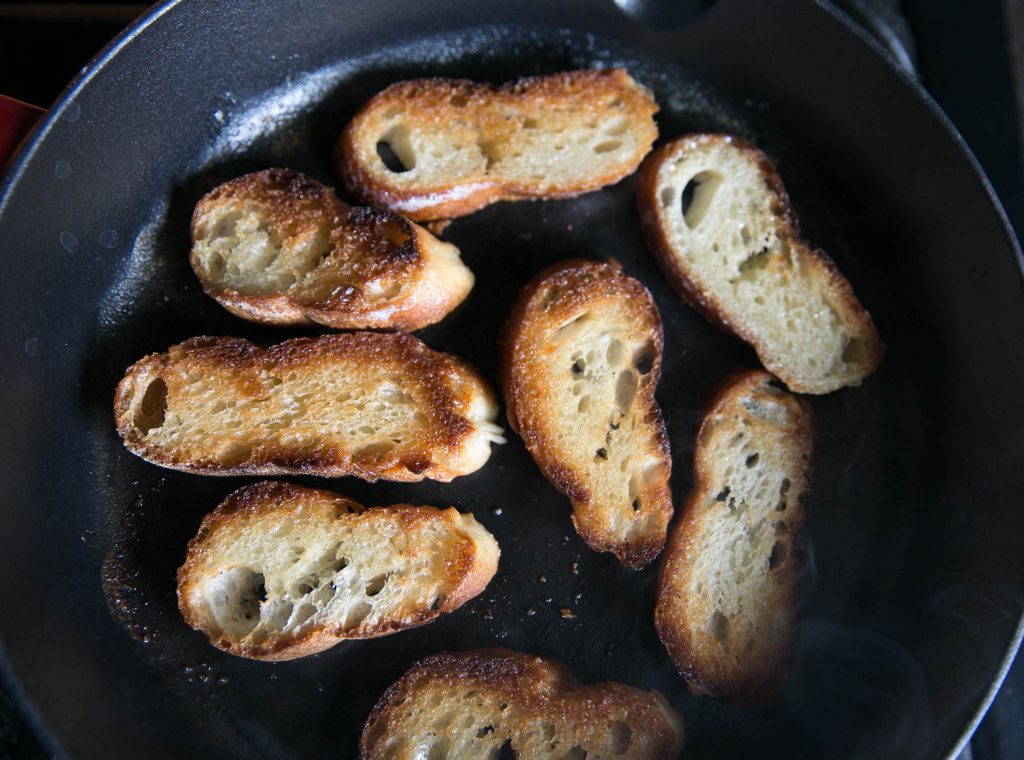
[0,0,181,220]
[813,3,1024,749]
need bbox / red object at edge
[0,95,45,170]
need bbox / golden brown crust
[337,69,659,221]
[499,259,672,568]
[655,370,813,703]
[177,482,499,661]
[359,648,684,759]
[190,168,472,330]
[636,134,884,393]
[113,333,500,482]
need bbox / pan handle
[0,95,45,170]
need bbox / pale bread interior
[651,136,879,392]
[193,196,334,295]
[181,487,498,658]
[657,371,811,700]
[367,96,650,195]
[342,70,659,219]
[685,380,805,659]
[361,650,684,759]
[545,309,667,553]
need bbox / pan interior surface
[0,3,1022,760]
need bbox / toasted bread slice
[655,370,813,703]
[500,259,672,569]
[113,333,504,481]
[177,482,499,661]
[189,168,473,330]
[360,648,684,759]
[636,134,884,394]
[336,69,659,221]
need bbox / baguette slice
[113,332,504,482]
[190,168,473,330]
[500,259,672,569]
[360,648,684,759]
[336,69,659,221]
[655,370,813,703]
[177,482,499,661]
[637,133,884,394]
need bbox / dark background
[0,1,1021,758]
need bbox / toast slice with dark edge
[190,168,473,330]
[336,69,659,221]
[359,648,684,759]
[655,369,813,703]
[500,259,673,569]
[177,481,499,661]
[114,332,505,482]
[636,133,883,394]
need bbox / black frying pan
[1,1,1022,758]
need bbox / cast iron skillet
[1,0,1022,758]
